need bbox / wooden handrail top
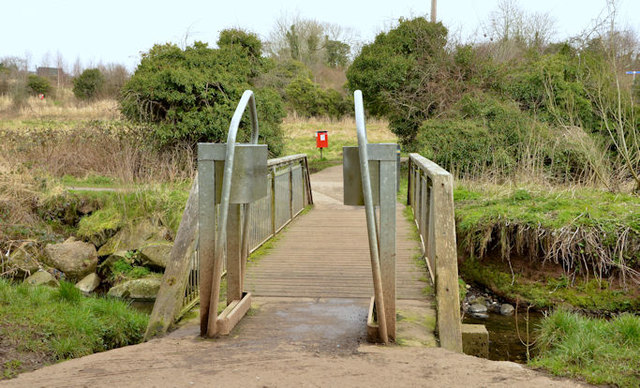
[409,153,451,179]
[268,154,308,168]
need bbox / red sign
[316,131,328,148]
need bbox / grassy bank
[0,279,148,379]
[531,309,640,387]
[455,184,640,299]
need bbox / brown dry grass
[0,95,120,121]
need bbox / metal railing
[177,153,312,319]
[406,153,462,352]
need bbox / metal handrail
[354,90,388,344]
[206,90,260,335]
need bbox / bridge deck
[246,165,428,301]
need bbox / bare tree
[579,0,640,192]
[482,0,556,60]
[265,13,356,67]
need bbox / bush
[415,93,601,179]
[347,17,450,144]
[285,76,350,119]
[73,68,105,100]
[120,34,285,154]
[26,74,51,95]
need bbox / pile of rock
[5,219,173,302]
[462,287,515,319]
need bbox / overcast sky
[1,0,638,71]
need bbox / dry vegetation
[0,95,121,121]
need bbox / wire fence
[178,154,312,318]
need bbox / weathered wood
[379,159,396,339]
[198,160,217,336]
[217,292,252,335]
[432,174,463,352]
[407,153,463,353]
[144,177,199,341]
[227,204,243,304]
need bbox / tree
[347,17,450,146]
[120,33,285,155]
[266,15,353,68]
[26,74,51,95]
[73,68,105,100]
[325,39,350,68]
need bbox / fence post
[144,177,199,340]
[432,173,463,352]
[271,167,277,236]
[289,165,293,221]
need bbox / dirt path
[1,306,583,387]
[1,166,586,387]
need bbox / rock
[140,242,172,268]
[98,220,170,257]
[24,270,59,287]
[474,296,486,306]
[5,245,41,277]
[468,303,487,314]
[75,273,101,293]
[489,302,502,313]
[500,303,515,316]
[107,276,162,300]
[470,312,489,319]
[44,239,98,281]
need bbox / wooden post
[227,204,243,304]
[144,177,199,340]
[433,173,463,352]
[270,167,277,235]
[289,165,294,221]
[198,155,216,336]
[379,159,397,339]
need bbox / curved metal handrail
[208,90,260,333]
[354,90,389,344]
[215,90,260,255]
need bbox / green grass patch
[0,279,148,378]
[531,309,640,387]
[61,174,120,188]
[77,185,190,240]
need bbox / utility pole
[431,0,437,22]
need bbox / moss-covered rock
[24,270,59,287]
[97,220,170,257]
[107,275,162,300]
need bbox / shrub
[73,68,105,100]
[415,93,602,180]
[347,17,450,144]
[26,74,51,95]
[285,76,350,119]
[120,34,285,154]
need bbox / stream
[463,308,545,363]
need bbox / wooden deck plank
[245,165,432,304]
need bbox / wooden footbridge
[146,90,463,352]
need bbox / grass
[0,278,148,378]
[77,185,190,240]
[531,309,640,387]
[454,184,640,286]
[282,116,396,172]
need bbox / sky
[1,0,639,72]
